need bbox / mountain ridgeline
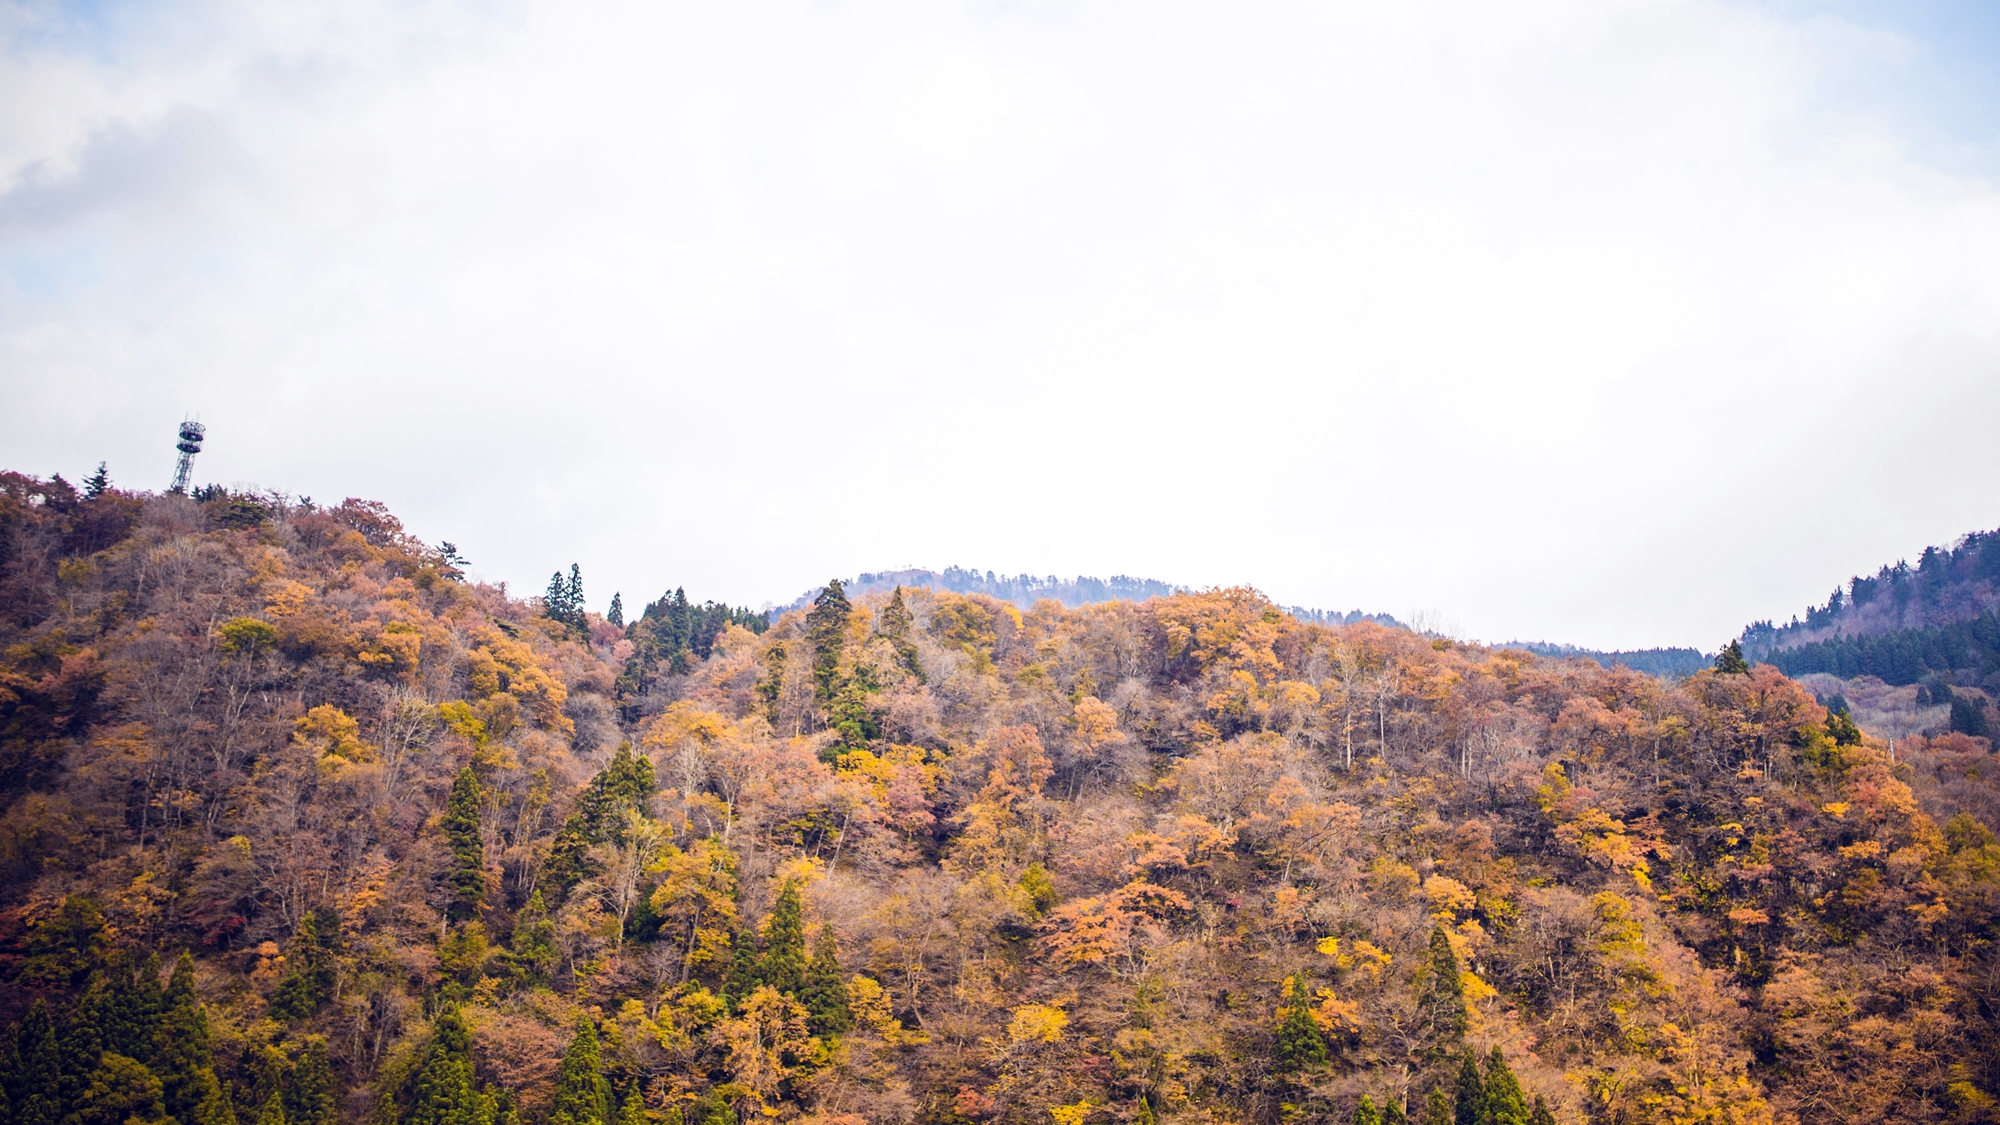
[1,471,1998,1125]
[1741,526,2000,688]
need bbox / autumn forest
[1,473,1997,1125]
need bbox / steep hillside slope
[2,473,1998,1125]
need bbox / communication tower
[168,418,206,494]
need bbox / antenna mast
[168,418,206,494]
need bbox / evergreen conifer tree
[1714,640,1750,675]
[190,1067,238,1125]
[1417,924,1466,1055]
[256,1091,288,1125]
[806,581,851,708]
[1527,1098,1554,1125]
[722,927,762,1011]
[153,952,214,1123]
[1273,975,1327,1071]
[876,588,924,682]
[1353,1096,1381,1125]
[567,566,585,626]
[270,915,328,1020]
[760,881,808,997]
[548,1017,612,1125]
[616,1092,645,1125]
[1453,1050,1485,1125]
[1384,1098,1408,1125]
[404,1012,478,1125]
[506,891,558,983]
[799,925,853,1036]
[1477,1048,1529,1125]
[607,594,623,628]
[59,978,106,1110]
[84,463,110,500]
[444,768,486,914]
[286,1039,336,1125]
[2,1017,22,1118]
[15,1002,62,1125]
[241,1047,290,1123]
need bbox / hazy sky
[5,0,1999,651]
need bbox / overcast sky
[4,0,1999,651]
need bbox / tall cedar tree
[269,914,331,1020]
[16,1002,62,1125]
[1527,1098,1554,1125]
[1353,1096,1381,1125]
[1384,1099,1408,1125]
[58,976,103,1110]
[549,1018,612,1125]
[800,926,853,1036]
[616,1093,644,1125]
[153,953,215,1123]
[404,1012,482,1125]
[1273,974,1327,1071]
[806,580,851,708]
[543,745,656,895]
[1418,924,1467,1054]
[286,1040,336,1125]
[1453,1050,1485,1125]
[256,1092,287,1125]
[760,881,808,997]
[722,926,762,1011]
[1478,1048,1529,1125]
[1714,640,1750,675]
[443,767,485,913]
[607,593,623,628]
[84,462,110,500]
[876,587,924,682]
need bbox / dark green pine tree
[71,1053,168,1125]
[545,572,572,627]
[1273,975,1327,1072]
[1353,1096,1381,1125]
[1714,640,1750,675]
[1418,924,1467,1056]
[59,976,106,1112]
[2,1017,21,1124]
[190,1066,238,1125]
[1453,1049,1485,1125]
[1383,1098,1408,1125]
[84,462,111,500]
[799,926,852,1036]
[17,1001,65,1125]
[760,881,808,997]
[152,952,215,1124]
[443,767,486,915]
[270,914,327,1020]
[506,891,559,983]
[721,927,762,1012]
[1477,1048,1529,1125]
[1420,1089,1452,1125]
[286,1039,336,1125]
[566,566,585,628]
[607,594,624,629]
[806,580,851,709]
[548,1017,612,1125]
[404,1012,480,1125]
[241,1046,290,1124]
[876,587,924,682]
[543,745,657,895]
[616,1091,645,1125]
[256,1091,288,1125]
[1527,1097,1554,1125]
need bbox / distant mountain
[1740,526,2000,688]
[1503,641,1711,679]
[775,567,1402,628]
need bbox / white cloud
[3,0,1999,649]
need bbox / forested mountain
[3,471,1999,1125]
[1741,527,2000,688]
[1498,645,1710,680]
[775,571,1183,615]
